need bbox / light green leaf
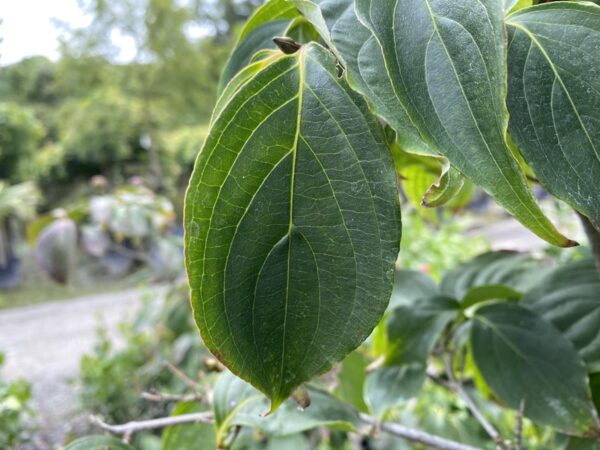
[161,402,215,450]
[218,0,300,92]
[506,2,600,230]
[63,436,134,450]
[213,371,359,440]
[471,303,600,435]
[185,42,401,411]
[461,284,522,309]
[440,251,544,301]
[422,163,466,208]
[266,434,309,450]
[365,296,459,416]
[522,259,600,372]
[347,0,573,246]
[333,351,369,413]
[504,0,532,14]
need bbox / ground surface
[0,287,166,448]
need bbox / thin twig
[141,391,206,403]
[164,361,202,391]
[89,412,213,434]
[90,408,485,449]
[359,413,482,450]
[514,400,525,450]
[444,353,509,450]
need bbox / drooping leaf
[522,259,600,372]
[471,303,600,435]
[301,0,573,246]
[400,164,439,223]
[218,0,300,92]
[63,436,134,450]
[161,402,216,450]
[365,296,459,416]
[506,2,600,230]
[422,163,466,208]
[212,371,359,442]
[185,42,401,411]
[440,251,544,301]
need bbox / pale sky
[0,0,137,66]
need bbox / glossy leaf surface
[523,259,600,372]
[471,303,600,435]
[300,0,572,246]
[507,2,600,230]
[185,43,401,410]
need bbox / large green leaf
[522,259,600,372]
[63,436,134,450]
[185,42,401,411]
[365,295,459,416]
[389,269,437,310]
[471,303,600,436]
[301,0,573,246]
[506,2,600,230]
[218,0,300,92]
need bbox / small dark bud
[273,36,302,54]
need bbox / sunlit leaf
[185,42,401,411]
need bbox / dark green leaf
[365,296,459,416]
[506,2,600,230]
[63,436,134,450]
[310,0,573,246]
[522,259,600,372]
[471,303,600,435]
[218,0,300,92]
[185,43,401,411]
[161,402,215,450]
[389,269,437,310]
[440,251,544,301]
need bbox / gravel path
[0,287,166,448]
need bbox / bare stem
[514,400,525,450]
[89,412,213,434]
[164,361,203,391]
[141,391,206,403]
[359,413,483,450]
[90,410,485,450]
[444,354,509,450]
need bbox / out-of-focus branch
[141,390,206,403]
[89,412,213,435]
